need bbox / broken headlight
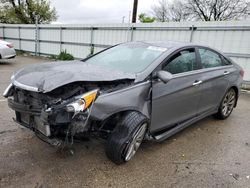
[66,89,98,115]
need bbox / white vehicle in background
[0,39,16,59]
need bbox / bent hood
[12,60,136,92]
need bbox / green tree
[138,13,155,23]
[0,0,57,24]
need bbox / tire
[105,111,148,165]
[214,88,236,120]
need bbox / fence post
[2,26,5,40]
[126,24,131,42]
[130,24,134,41]
[60,26,62,52]
[35,16,38,56]
[90,26,94,56]
[38,26,40,55]
[18,26,21,50]
[189,25,195,42]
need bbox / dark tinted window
[163,48,197,74]
[221,56,232,66]
[199,48,223,68]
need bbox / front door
[150,48,202,133]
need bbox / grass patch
[57,50,74,61]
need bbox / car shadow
[0,60,16,66]
[47,115,222,158]
[140,115,222,150]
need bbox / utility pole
[132,0,138,23]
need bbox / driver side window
[163,48,197,74]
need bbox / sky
[50,0,156,24]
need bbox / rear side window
[163,48,197,74]
[198,48,223,68]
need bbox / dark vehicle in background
[3,41,244,164]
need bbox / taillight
[6,44,13,48]
[240,69,244,77]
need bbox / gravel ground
[0,56,250,188]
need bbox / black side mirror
[157,70,173,84]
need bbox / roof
[140,40,190,49]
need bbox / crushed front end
[3,72,150,149]
[4,82,102,147]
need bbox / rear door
[196,47,234,115]
[150,48,202,133]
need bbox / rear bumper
[0,48,16,59]
[6,55,16,59]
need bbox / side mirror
[157,70,173,84]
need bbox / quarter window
[163,48,197,74]
[199,48,223,68]
[221,56,232,66]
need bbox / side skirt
[151,110,217,142]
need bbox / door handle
[193,80,202,86]
[223,71,230,75]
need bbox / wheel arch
[99,109,149,133]
[230,86,239,107]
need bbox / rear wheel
[214,88,236,119]
[105,111,148,164]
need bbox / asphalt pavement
[0,56,250,188]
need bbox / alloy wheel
[221,90,236,117]
[125,123,147,161]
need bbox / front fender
[90,81,151,121]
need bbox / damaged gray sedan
[3,41,244,164]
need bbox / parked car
[0,39,16,59]
[3,41,244,164]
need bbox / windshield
[85,43,167,73]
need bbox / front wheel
[105,111,148,165]
[214,88,236,120]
